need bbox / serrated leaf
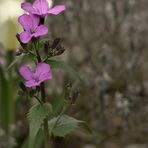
[48,114,87,137]
[28,103,52,148]
[46,59,83,83]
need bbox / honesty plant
[12,0,90,147]
[18,14,48,43]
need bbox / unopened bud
[15,49,23,56]
[65,82,72,100]
[51,38,61,49]
[55,46,65,56]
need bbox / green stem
[40,83,52,148]
[7,51,14,131]
[33,40,52,148]
[51,101,71,133]
[33,95,43,104]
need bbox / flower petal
[30,14,40,30]
[19,31,32,44]
[18,14,39,31]
[33,0,49,14]
[33,25,48,37]
[18,14,33,31]
[39,72,52,83]
[21,2,35,13]
[25,80,40,88]
[48,5,66,15]
[35,63,52,81]
[19,66,33,81]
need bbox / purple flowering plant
[18,14,48,43]
[11,0,90,148]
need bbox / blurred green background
[1,0,148,148]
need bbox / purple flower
[18,14,48,43]
[21,0,66,17]
[19,63,52,88]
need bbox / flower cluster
[18,0,66,88]
[18,0,65,44]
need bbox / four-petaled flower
[18,14,48,43]
[19,63,52,88]
[21,0,65,17]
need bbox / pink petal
[48,5,66,15]
[18,14,33,31]
[33,0,49,14]
[19,66,33,81]
[21,2,35,13]
[18,14,39,31]
[33,25,48,37]
[19,31,32,44]
[35,63,52,80]
[25,80,40,88]
[39,72,52,83]
[30,14,40,30]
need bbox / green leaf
[28,103,52,148]
[21,130,44,148]
[0,66,9,130]
[7,54,36,70]
[48,114,88,137]
[50,95,65,118]
[46,59,83,83]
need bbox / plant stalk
[40,83,49,146]
[34,40,54,148]
[41,83,54,148]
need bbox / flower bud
[51,38,61,49]
[64,82,72,100]
[55,45,65,56]
[15,48,23,56]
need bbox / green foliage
[47,59,82,83]
[0,51,15,131]
[48,114,90,137]
[0,66,9,130]
[27,103,52,148]
[7,53,37,70]
[50,95,65,118]
[21,129,44,148]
